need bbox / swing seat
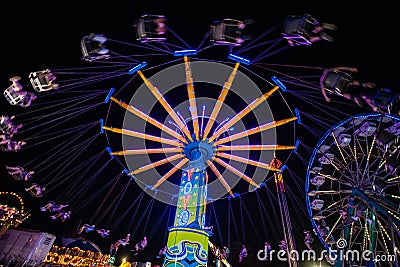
[321,69,353,96]
[28,190,42,197]
[81,35,110,62]
[0,123,12,134]
[29,70,58,92]
[372,88,400,114]
[282,14,317,46]
[210,18,246,46]
[135,14,167,43]
[3,85,25,105]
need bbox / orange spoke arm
[213,156,260,188]
[110,97,187,144]
[202,62,240,140]
[152,158,189,190]
[217,144,296,151]
[217,152,281,172]
[130,154,184,175]
[208,85,279,143]
[214,116,297,145]
[111,147,183,156]
[207,160,234,197]
[184,56,200,140]
[137,70,193,142]
[102,126,182,147]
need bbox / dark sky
[0,1,398,266]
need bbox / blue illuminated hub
[183,141,215,162]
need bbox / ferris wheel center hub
[183,141,215,163]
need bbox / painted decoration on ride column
[163,168,209,267]
[173,168,207,228]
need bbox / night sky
[0,1,397,266]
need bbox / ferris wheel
[306,112,400,266]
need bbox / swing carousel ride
[1,3,398,267]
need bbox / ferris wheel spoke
[312,172,354,187]
[323,215,342,242]
[212,156,260,188]
[208,85,279,143]
[202,62,240,141]
[102,126,182,147]
[308,190,353,197]
[331,134,349,166]
[111,147,183,156]
[184,56,200,140]
[110,97,187,144]
[137,70,193,141]
[376,218,393,252]
[152,158,189,190]
[217,152,281,172]
[130,154,185,175]
[214,116,297,146]
[207,160,234,197]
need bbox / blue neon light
[228,53,251,65]
[106,147,114,159]
[294,108,301,124]
[271,76,287,92]
[104,88,115,103]
[99,119,104,134]
[280,165,287,172]
[294,139,301,154]
[173,49,198,57]
[128,62,148,75]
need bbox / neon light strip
[137,70,193,142]
[130,154,184,175]
[271,76,286,92]
[111,147,182,156]
[213,157,259,188]
[110,97,187,144]
[228,54,250,65]
[217,144,295,151]
[99,119,104,134]
[128,61,147,75]
[207,160,234,197]
[104,88,115,103]
[174,49,198,56]
[102,126,182,147]
[202,62,240,140]
[209,86,279,143]
[184,56,200,140]
[214,116,296,145]
[152,158,189,189]
[217,152,281,172]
